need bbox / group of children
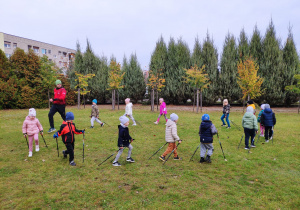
[21,96,276,166]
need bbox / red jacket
[53,87,67,105]
[58,121,83,143]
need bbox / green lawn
[0,106,299,209]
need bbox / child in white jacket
[123,98,136,126]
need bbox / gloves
[53,132,58,138]
[82,130,85,134]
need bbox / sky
[1,0,299,70]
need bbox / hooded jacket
[160,102,167,115]
[57,121,83,143]
[261,108,276,127]
[199,120,218,143]
[118,125,132,147]
[125,102,133,115]
[91,105,99,118]
[242,112,258,130]
[22,116,43,136]
[165,119,180,142]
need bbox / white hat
[170,113,179,121]
[119,116,129,125]
[29,108,36,117]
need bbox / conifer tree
[149,36,168,75]
[238,28,250,60]
[219,33,241,101]
[249,25,263,66]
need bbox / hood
[201,120,212,130]
[264,108,272,113]
[244,112,254,119]
[25,116,33,120]
[166,119,176,127]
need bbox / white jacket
[165,120,180,142]
[125,103,133,115]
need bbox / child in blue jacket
[261,104,276,143]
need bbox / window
[5,54,11,58]
[4,42,11,48]
[49,59,52,62]
[59,61,62,65]
[58,51,62,55]
[53,55,57,58]
[42,49,47,54]
[63,52,67,57]
[28,45,32,50]
[13,43,17,48]
[48,49,51,54]
[33,46,39,53]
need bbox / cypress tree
[238,28,250,60]
[191,36,203,67]
[249,25,263,66]
[219,33,241,101]
[149,36,168,74]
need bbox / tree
[147,69,166,112]
[107,61,124,110]
[249,25,263,67]
[285,75,300,113]
[184,65,210,113]
[238,28,250,60]
[237,56,264,112]
[75,72,95,109]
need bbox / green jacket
[242,112,258,130]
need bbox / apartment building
[0,32,76,72]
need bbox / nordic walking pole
[98,149,120,166]
[230,120,242,131]
[40,132,48,148]
[24,135,29,149]
[148,142,168,160]
[217,133,227,161]
[163,142,181,165]
[135,120,143,127]
[55,137,59,157]
[237,134,244,150]
[82,132,85,163]
[189,143,201,162]
[99,118,110,127]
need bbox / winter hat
[28,108,36,117]
[119,116,129,125]
[92,99,97,104]
[247,100,254,104]
[170,113,179,121]
[265,104,270,109]
[246,106,254,113]
[125,98,130,103]
[159,98,164,102]
[66,112,74,121]
[201,114,210,121]
[55,80,62,85]
[261,104,265,110]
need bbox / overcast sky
[1,0,299,70]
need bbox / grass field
[0,105,299,209]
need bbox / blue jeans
[221,114,230,127]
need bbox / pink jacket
[160,102,167,115]
[22,116,43,136]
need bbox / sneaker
[132,123,137,126]
[221,124,226,127]
[90,126,94,128]
[200,157,206,163]
[101,123,104,127]
[244,147,250,150]
[112,161,121,166]
[205,155,211,163]
[126,157,135,163]
[260,134,264,137]
[28,152,32,157]
[62,150,67,158]
[173,156,182,160]
[159,156,165,161]
[47,128,56,133]
[35,145,39,152]
[154,121,158,125]
[69,161,76,166]
[227,127,231,129]
[251,144,256,148]
[265,140,269,143]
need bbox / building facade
[0,32,76,72]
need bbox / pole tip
[225,159,227,161]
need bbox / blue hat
[170,113,179,121]
[201,114,210,121]
[66,112,74,121]
[92,99,97,104]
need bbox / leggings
[114,144,133,162]
[123,114,136,123]
[28,133,39,152]
[91,116,102,126]
[157,114,167,122]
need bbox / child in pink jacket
[154,98,168,124]
[22,108,43,157]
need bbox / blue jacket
[199,120,218,143]
[117,125,132,147]
[261,108,276,127]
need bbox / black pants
[48,104,66,128]
[64,142,75,162]
[264,126,273,140]
[244,128,255,148]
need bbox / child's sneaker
[251,144,256,148]
[200,157,206,163]
[227,127,231,129]
[244,147,249,150]
[62,150,67,158]
[159,156,165,161]
[132,123,137,126]
[28,151,32,157]
[265,140,269,143]
[173,156,182,160]
[69,161,76,166]
[48,128,56,133]
[112,161,121,166]
[101,123,104,127]
[221,124,226,127]
[154,121,158,125]
[260,134,264,137]
[126,157,135,162]
[205,155,211,163]
[90,126,94,128]
[35,145,39,152]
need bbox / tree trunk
[200,89,203,113]
[248,94,250,101]
[156,90,159,111]
[298,99,300,114]
[193,89,195,112]
[77,87,80,109]
[112,90,115,110]
[84,95,85,109]
[243,98,245,113]
[48,89,50,109]
[196,89,199,113]
[151,89,154,112]
[117,90,119,110]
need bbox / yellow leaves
[75,72,95,95]
[184,64,210,90]
[107,61,124,90]
[147,69,165,91]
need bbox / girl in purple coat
[154,98,168,124]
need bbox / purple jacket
[160,102,167,115]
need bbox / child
[242,106,258,149]
[53,112,85,166]
[199,114,218,163]
[257,104,266,137]
[154,98,167,124]
[112,116,135,166]
[260,104,276,143]
[90,99,104,128]
[220,99,231,128]
[22,108,43,157]
[247,100,256,114]
[123,98,136,126]
[159,113,182,161]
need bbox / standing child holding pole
[154,98,167,124]
[220,99,231,128]
[199,114,218,163]
[112,116,135,166]
[90,99,104,128]
[242,106,258,149]
[22,108,43,157]
[159,113,182,161]
[124,98,136,126]
[260,104,276,143]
